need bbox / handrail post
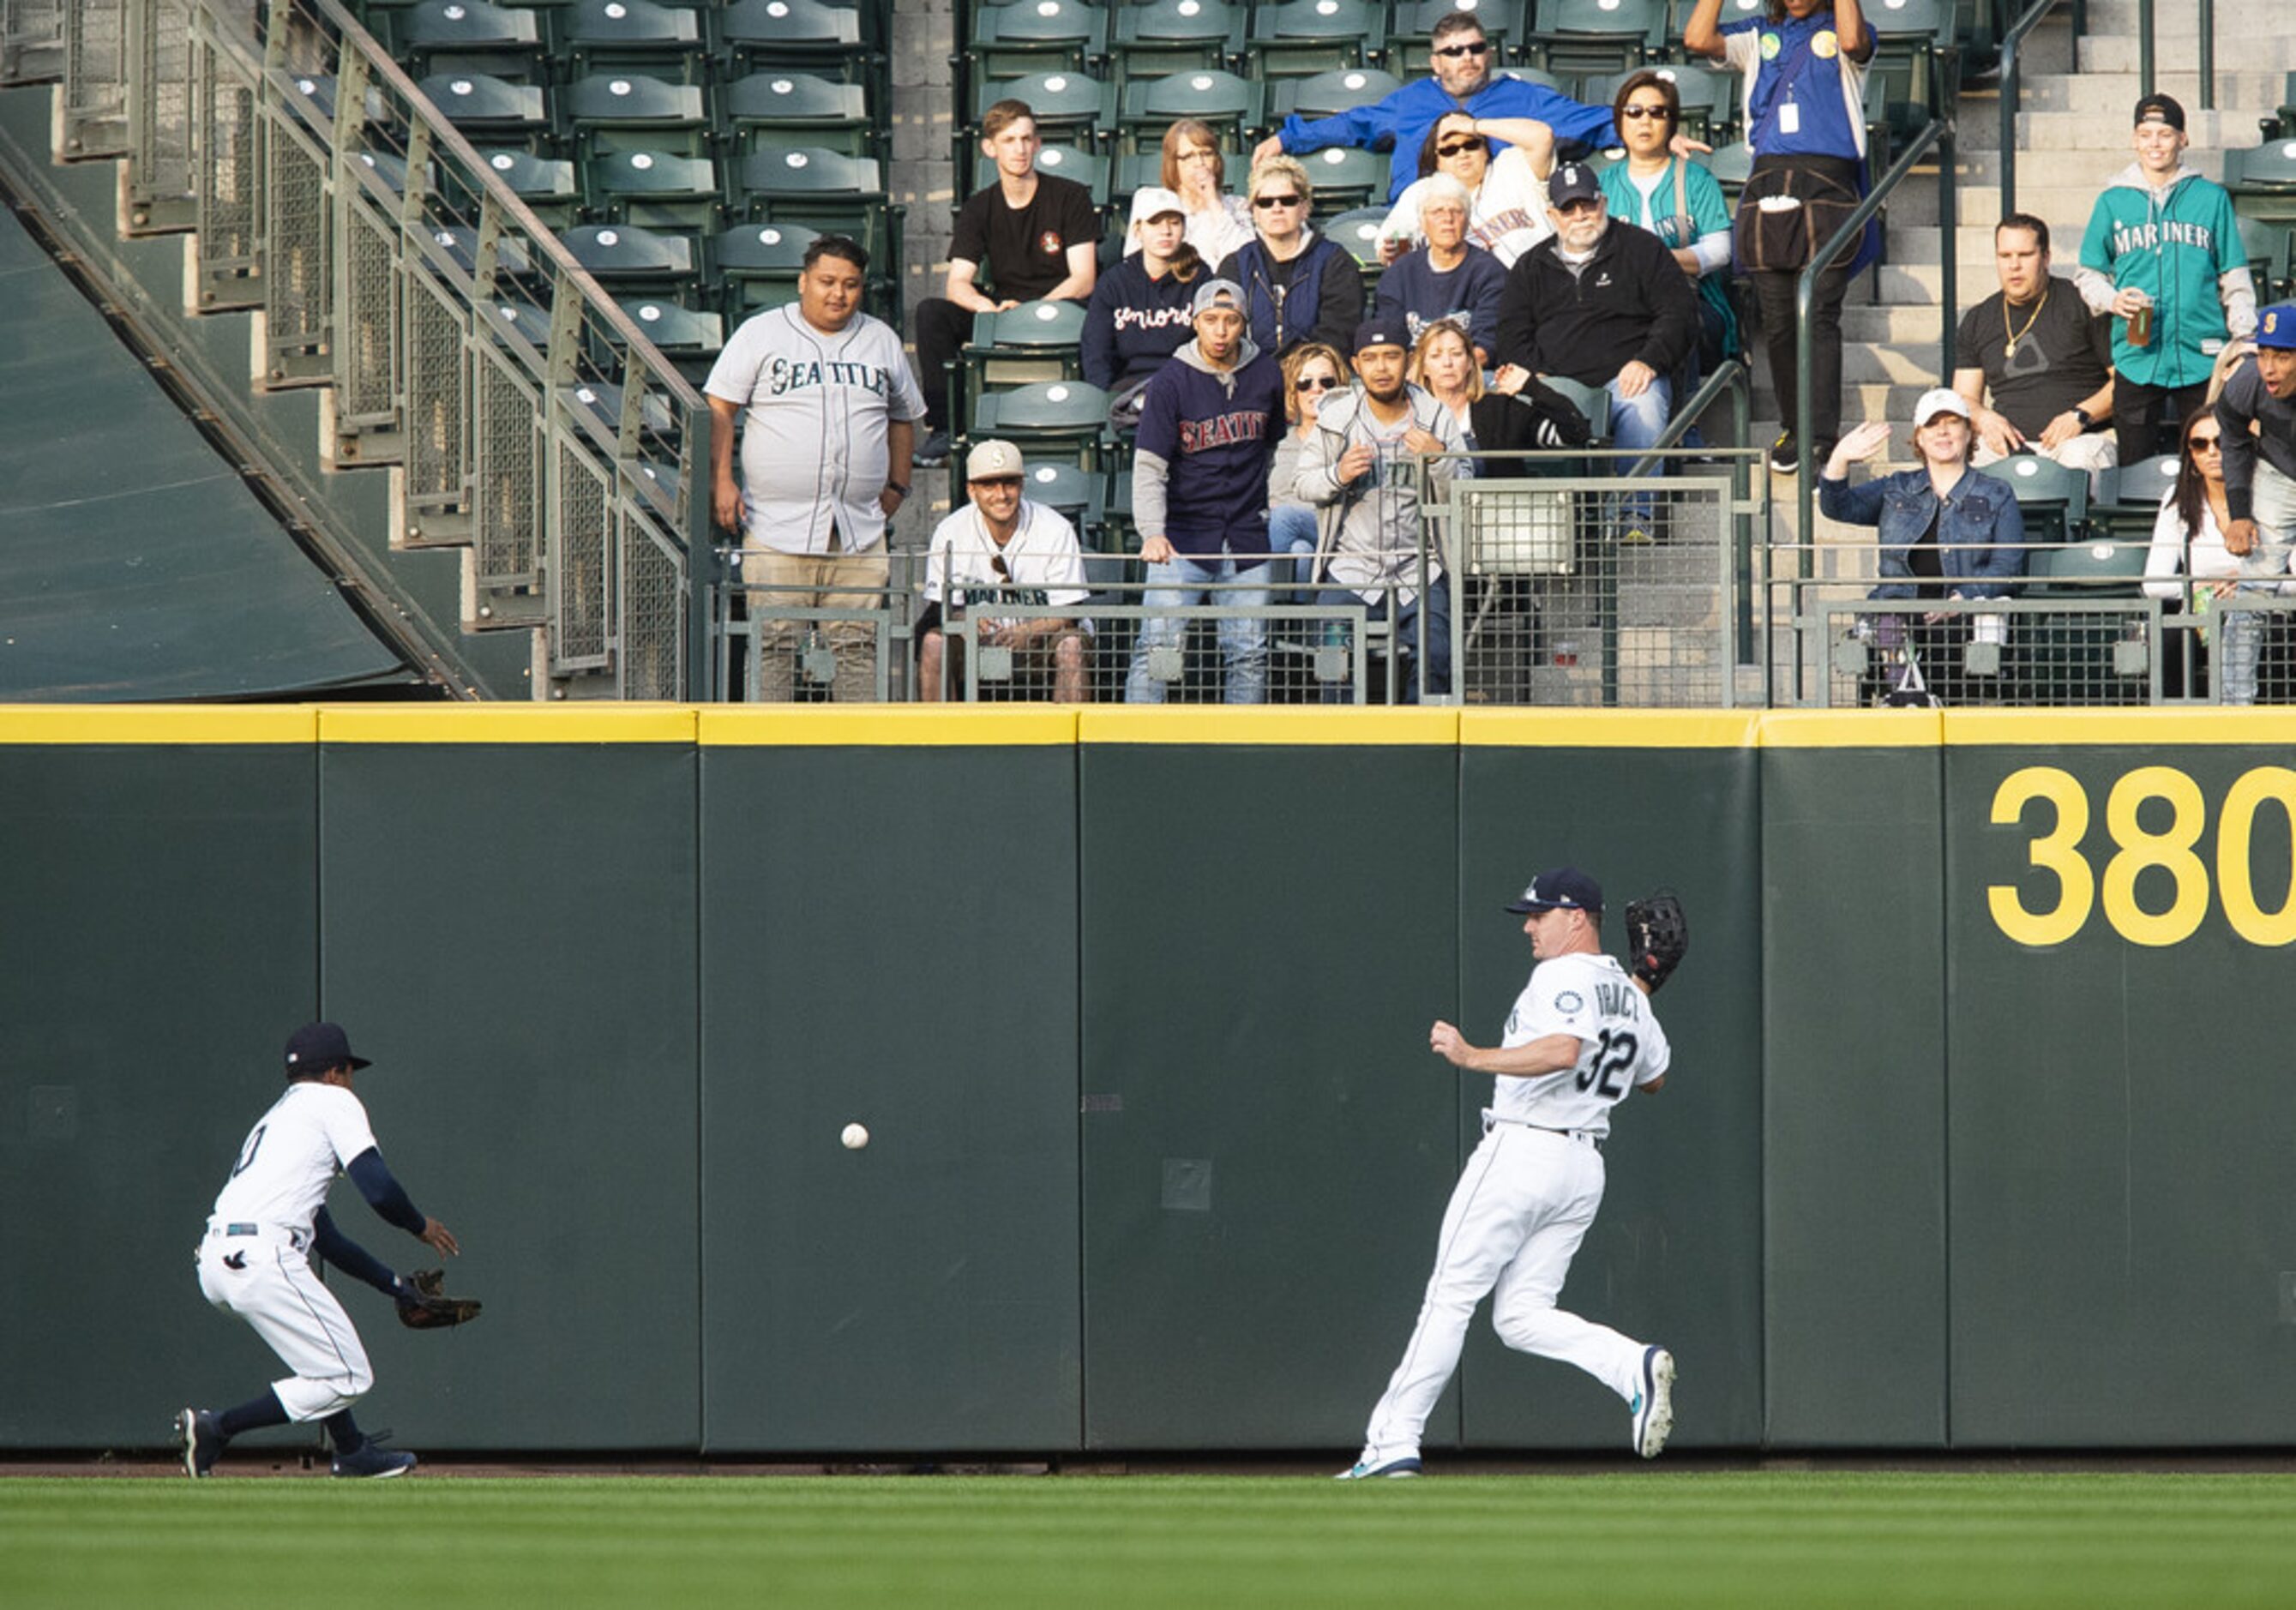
[2138,0,2153,99]
[2198,0,2215,112]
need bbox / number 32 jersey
[1490,952,1671,1138]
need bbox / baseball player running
[177,1023,460,1479]
[1340,869,1686,1477]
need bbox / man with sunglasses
[1215,158,1363,361]
[1252,12,1621,207]
[2215,303,2296,636]
[917,440,1091,702]
[1494,164,1699,470]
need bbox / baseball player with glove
[1340,870,1689,1477]
[177,1023,478,1479]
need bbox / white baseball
[840,1122,869,1150]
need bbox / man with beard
[1295,318,1466,701]
[1494,163,1698,464]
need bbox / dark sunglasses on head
[1435,138,1483,158]
[1253,192,1303,208]
[1620,105,1671,121]
[1295,375,1340,393]
[1433,39,1490,57]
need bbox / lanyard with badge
[1753,21,1839,141]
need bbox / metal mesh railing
[0,0,69,85]
[73,0,715,696]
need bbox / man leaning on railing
[915,441,1091,703]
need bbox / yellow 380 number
[1988,765,2296,947]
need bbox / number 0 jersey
[1489,951,1671,1137]
[207,1081,378,1235]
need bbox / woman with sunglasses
[2145,406,2273,701]
[1215,157,1363,360]
[1269,343,1350,592]
[1379,112,1555,269]
[1139,119,1255,267]
[1596,70,1737,387]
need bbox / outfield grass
[3,1471,2293,1608]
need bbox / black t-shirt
[949,174,1098,303]
[1953,277,2113,437]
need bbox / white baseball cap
[1128,186,1187,228]
[1912,387,1972,428]
[965,438,1025,481]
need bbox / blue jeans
[1268,504,1319,595]
[1318,574,1452,703]
[1606,374,1672,537]
[1125,553,1271,704]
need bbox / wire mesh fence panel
[2,0,69,84]
[550,431,614,674]
[1813,599,2166,709]
[1450,469,1745,707]
[192,37,260,307]
[335,183,401,434]
[260,106,332,381]
[127,0,195,230]
[473,340,544,593]
[928,598,1380,705]
[618,503,688,700]
[403,263,471,528]
[717,592,899,703]
[63,0,129,158]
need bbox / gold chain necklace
[2003,282,2048,359]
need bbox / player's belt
[1481,1108,1602,1150]
[206,1221,310,1249]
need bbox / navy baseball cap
[2133,93,2185,131]
[1506,867,1604,915]
[285,1021,371,1073]
[2257,303,2296,351]
[1548,162,1603,208]
[1352,316,1409,355]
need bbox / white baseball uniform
[923,497,1092,625]
[704,303,926,557]
[1358,951,1670,1466]
[195,1083,382,1421]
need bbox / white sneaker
[1334,1455,1421,1480]
[1631,1347,1675,1458]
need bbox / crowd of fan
[701,0,2296,704]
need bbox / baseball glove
[396,1269,482,1330]
[1623,891,1689,993]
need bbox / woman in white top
[2144,403,2274,701]
[1269,341,1349,588]
[1131,119,1256,267]
[1379,111,1554,268]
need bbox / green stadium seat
[1109,0,1247,88]
[971,69,1117,145]
[975,141,1113,207]
[965,299,1088,385]
[718,0,868,81]
[1296,144,1390,213]
[1978,453,2089,545]
[970,378,1113,473]
[560,223,700,305]
[559,0,706,81]
[710,219,819,315]
[402,0,544,82]
[622,297,726,386]
[737,146,893,264]
[721,70,874,160]
[1019,459,1106,536]
[1115,69,1263,156]
[2227,141,2296,244]
[1266,67,1405,126]
[1521,0,1664,81]
[2089,453,2181,544]
[1541,374,1613,443]
[1321,205,1391,297]
[474,146,582,228]
[2026,537,2147,597]
[418,71,551,145]
[2238,214,2293,304]
[1247,0,1388,81]
[1386,0,1525,77]
[562,72,711,159]
[968,0,1111,83]
[1863,0,1955,153]
[1704,139,1753,201]
[587,148,723,233]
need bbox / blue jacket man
[1252,12,1617,205]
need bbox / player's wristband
[886,482,910,498]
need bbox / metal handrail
[2137,0,2219,111]
[1794,63,1956,562]
[1998,0,2071,220]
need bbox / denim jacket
[1818,465,2026,601]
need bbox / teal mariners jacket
[2077,161,2254,390]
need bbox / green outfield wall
[3,706,2293,1456]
